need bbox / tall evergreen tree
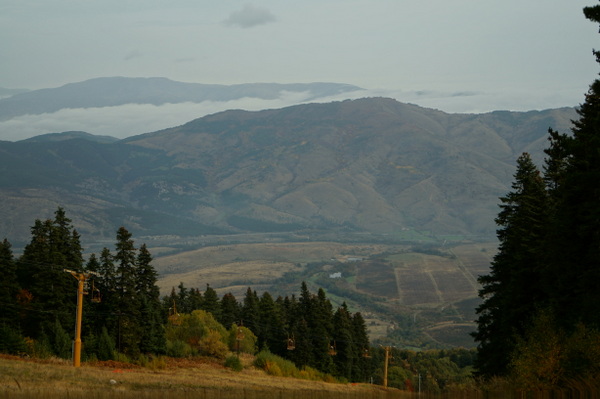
[332,303,356,380]
[113,227,141,356]
[241,288,260,337]
[473,153,549,377]
[202,284,221,319]
[0,239,19,325]
[135,244,165,354]
[17,209,83,338]
[310,288,334,373]
[177,282,190,313]
[257,291,285,352]
[188,288,203,311]
[543,4,600,327]
[351,312,371,382]
[219,293,240,328]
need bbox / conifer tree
[219,293,240,328]
[113,226,141,356]
[0,239,19,325]
[135,244,165,354]
[177,282,190,313]
[241,288,260,337]
[310,288,335,373]
[202,284,220,319]
[473,153,549,377]
[257,291,286,352]
[188,288,203,311]
[351,312,371,382]
[17,209,83,338]
[332,303,356,380]
[543,4,600,327]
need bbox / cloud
[223,4,276,28]
[123,50,143,61]
[0,91,317,141]
[0,87,581,142]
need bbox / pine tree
[332,303,356,380]
[473,153,549,377]
[257,291,286,353]
[17,209,83,339]
[0,239,23,352]
[219,293,240,328]
[310,288,334,373]
[177,282,190,313]
[113,227,141,357]
[543,17,600,328]
[202,284,221,319]
[188,288,203,311]
[351,312,371,382]
[135,244,165,354]
[0,239,19,325]
[241,288,260,338]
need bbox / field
[153,240,497,348]
[0,355,407,399]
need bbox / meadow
[1,355,596,399]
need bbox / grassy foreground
[0,354,407,399]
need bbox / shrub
[97,326,115,361]
[254,350,299,378]
[166,339,194,357]
[224,355,243,372]
[0,324,27,355]
[198,330,229,359]
[228,324,257,354]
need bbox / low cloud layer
[0,87,581,142]
[223,4,276,28]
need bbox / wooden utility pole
[383,346,391,388]
[64,269,99,367]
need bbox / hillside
[0,97,576,248]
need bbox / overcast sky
[1,1,599,122]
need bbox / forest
[0,208,474,391]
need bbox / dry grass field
[153,240,496,347]
[0,354,405,399]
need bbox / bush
[224,355,243,372]
[198,330,229,359]
[254,350,300,378]
[97,326,115,361]
[0,324,27,355]
[166,339,194,357]
[228,324,257,354]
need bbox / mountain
[21,131,119,144]
[0,77,362,121]
[0,97,576,248]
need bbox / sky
[1,1,599,139]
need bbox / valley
[153,238,496,348]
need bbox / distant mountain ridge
[0,97,577,248]
[0,77,362,121]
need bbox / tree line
[0,207,474,389]
[472,4,600,388]
[0,207,370,381]
[0,208,165,360]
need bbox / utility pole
[64,269,99,367]
[382,346,391,388]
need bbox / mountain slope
[0,98,576,247]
